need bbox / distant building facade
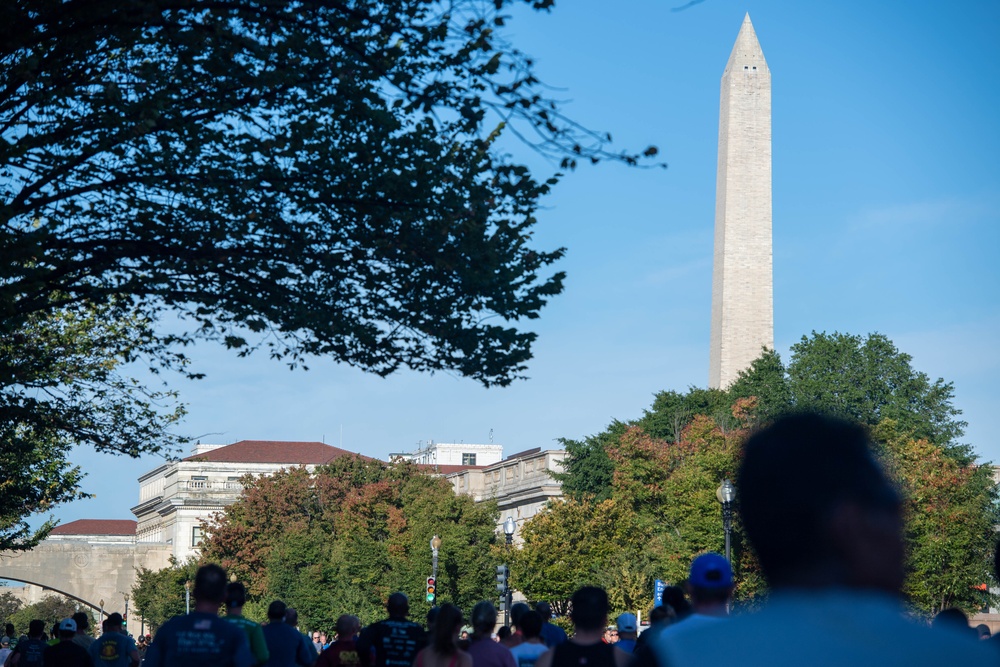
[132,440,356,561]
[444,447,566,541]
[407,441,503,467]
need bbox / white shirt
[650,589,996,667]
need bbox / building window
[462,453,477,466]
[192,526,204,547]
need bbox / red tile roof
[183,440,357,464]
[50,519,137,536]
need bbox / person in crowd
[2,626,13,652]
[43,618,94,667]
[497,627,512,642]
[9,619,47,666]
[659,586,691,623]
[534,603,566,649]
[0,636,12,665]
[357,593,426,667]
[931,608,978,641]
[636,413,995,666]
[312,632,324,656]
[89,612,139,667]
[225,581,269,666]
[411,604,470,667]
[426,607,440,635]
[285,609,316,660]
[501,604,529,649]
[508,612,547,667]
[656,553,733,640]
[975,624,991,640]
[632,606,673,654]
[613,614,637,654]
[315,615,360,667]
[261,601,315,666]
[466,602,515,667]
[143,563,254,667]
[73,611,95,650]
[601,627,617,645]
[534,587,630,667]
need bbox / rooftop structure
[408,441,503,468]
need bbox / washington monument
[709,14,773,389]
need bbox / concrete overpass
[0,520,172,636]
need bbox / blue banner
[654,579,666,606]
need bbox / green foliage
[8,595,82,636]
[1,0,657,392]
[551,421,627,502]
[875,421,999,616]
[515,411,764,617]
[201,458,498,630]
[788,332,965,447]
[0,588,24,627]
[547,332,989,617]
[0,299,187,550]
[131,557,201,633]
[727,348,792,425]
[1,0,658,546]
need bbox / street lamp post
[430,535,442,605]
[184,580,192,615]
[99,598,105,622]
[123,593,129,635]
[716,479,736,562]
[502,517,515,627]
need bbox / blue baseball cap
[689,552,733,589]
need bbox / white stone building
[408,441,503,467]
[444,447,566,541]
[132,440,356,561]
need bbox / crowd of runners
[4,414,999,666]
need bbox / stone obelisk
[709,14,773,389]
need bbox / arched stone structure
[0,541,172,636]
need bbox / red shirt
[317,639,362,667]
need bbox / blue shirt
[261,622,316,666]
[539,623,567,648]
[144,611,254,667]
[89,632,137,667]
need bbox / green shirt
[226,614,269,666]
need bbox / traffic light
[426,576,436,602]
[496,565,509,593]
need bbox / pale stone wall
[709,14,774,389]
[0,541,172,638]
[447,449,566,543]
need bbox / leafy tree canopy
[0,299,186,550]
[132,557,200,633]
[8,594,85,636]
[545,331,992,616]
[514,407,763,616]
[199,457,499,630]
[1,0,656,386]
[1,0,656,548]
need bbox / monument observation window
[462,453,477,466]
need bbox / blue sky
[58,0,999,525]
